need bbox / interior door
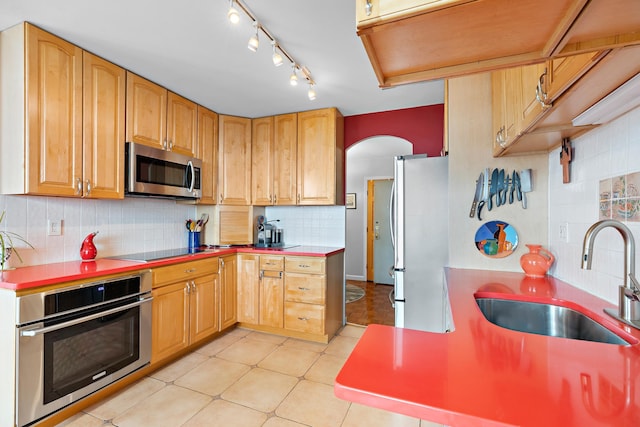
[373,179,394,285]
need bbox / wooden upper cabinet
[251,116,274,206]
[1,23,122,198]
[355,0,640,87]
[273,114,298,206]
[83,52,126,199]
[197,106,218,205]
[24,25,83,196]
[218,115,252,205]
[125,72,166,150]
[167,92,197,156]
[297,108,344,206]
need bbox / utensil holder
[188,231,201,250]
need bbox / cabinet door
[546,51,604,103]
[237,253,260,324]
[251,117,274,205]
[297,108,343,205]
[190,273,220,343]
[219,255,238,330]
[151,282,189,364]
[82,52,125,199]
[125,72,167,150]
[167,92,197,156]
[197,106,218,205]
[260,271,284,328]
[520,62,549,134]
[218,115,252,205]
[273,113,298,205]
[26,24,83,196]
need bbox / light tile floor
[57,326,441,427]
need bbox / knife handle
[469,200,478,218]
[488,194,493,211]
[477,201,485,220]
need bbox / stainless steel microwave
[125,142,202,199]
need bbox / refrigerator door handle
[389,180,395,250]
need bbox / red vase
[80,231,99,261]
[520,244,555,278]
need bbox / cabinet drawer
[284,301,324,335]
[260,255,284,271]
[285,256,325,274]
[153,257,219,288]
[285,273,325,304]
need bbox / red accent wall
[344,104,444,156]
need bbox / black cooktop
[115,247,208,262]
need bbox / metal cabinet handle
[85,180,92,196]
[163,138,168,149]
[297,194,300,204]
[75,178,83,195]
[273,194,277,204]
[220,193,223,203]
[535,69,549,108]
[191,281,197,292]
[185,268,197,273]
[298,286,311,291]
[496,126,506,148]
[220,259,225,268]
[298,264,310,268]
[186,282,191,294]
[364,0,373,16]
[297,317,309,321]
[169,140,174,150]
[20,297,153,336]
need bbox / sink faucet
[581,219,640,328]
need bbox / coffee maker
[255,216,282,247]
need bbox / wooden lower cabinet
[151,258,219,364]
[220,254,238,330]
[237,252,344,343]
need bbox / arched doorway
[344,135,412,326]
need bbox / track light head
[307,83,317,100]
[247,22,259,52]
[227,0,240,24]
[271,41,283,67]
[289,65,298,86]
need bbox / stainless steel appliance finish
[114,247,208,262]
[391,155,449,332]
[475,298,631,345]
[125,142,202,199]
[15,271,153,426]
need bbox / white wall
[0,195,195,267]
[344,136,412,280]
[447,74,549,271]
[548,106,640,304]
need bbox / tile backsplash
[0,195,195,267]
[0,194,346,269]
[549,106,640,304]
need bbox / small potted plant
[0,210,34,272]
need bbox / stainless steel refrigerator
[391,154,449,332]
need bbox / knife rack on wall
[470,168,533,220]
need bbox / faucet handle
[630,274,640,292]
[624,274,640,302]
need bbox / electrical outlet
[559,222,569,242]
[47,219,62,236]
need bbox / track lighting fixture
[225,0,316,100]
[227,0,240,24]
[247,21,259,52]
[271,41,283,67]
[307,83,317,100]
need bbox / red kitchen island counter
[335,268,640,427]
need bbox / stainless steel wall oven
[15,271,152,426]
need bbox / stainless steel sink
[476,298,631,346]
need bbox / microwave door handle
[187,160,195,193]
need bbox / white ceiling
[0,0,444,118]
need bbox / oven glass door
[43,303,140,404]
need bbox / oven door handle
[20,296,153,337]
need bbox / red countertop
[335,268,640,427]
[0,246,343,292]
